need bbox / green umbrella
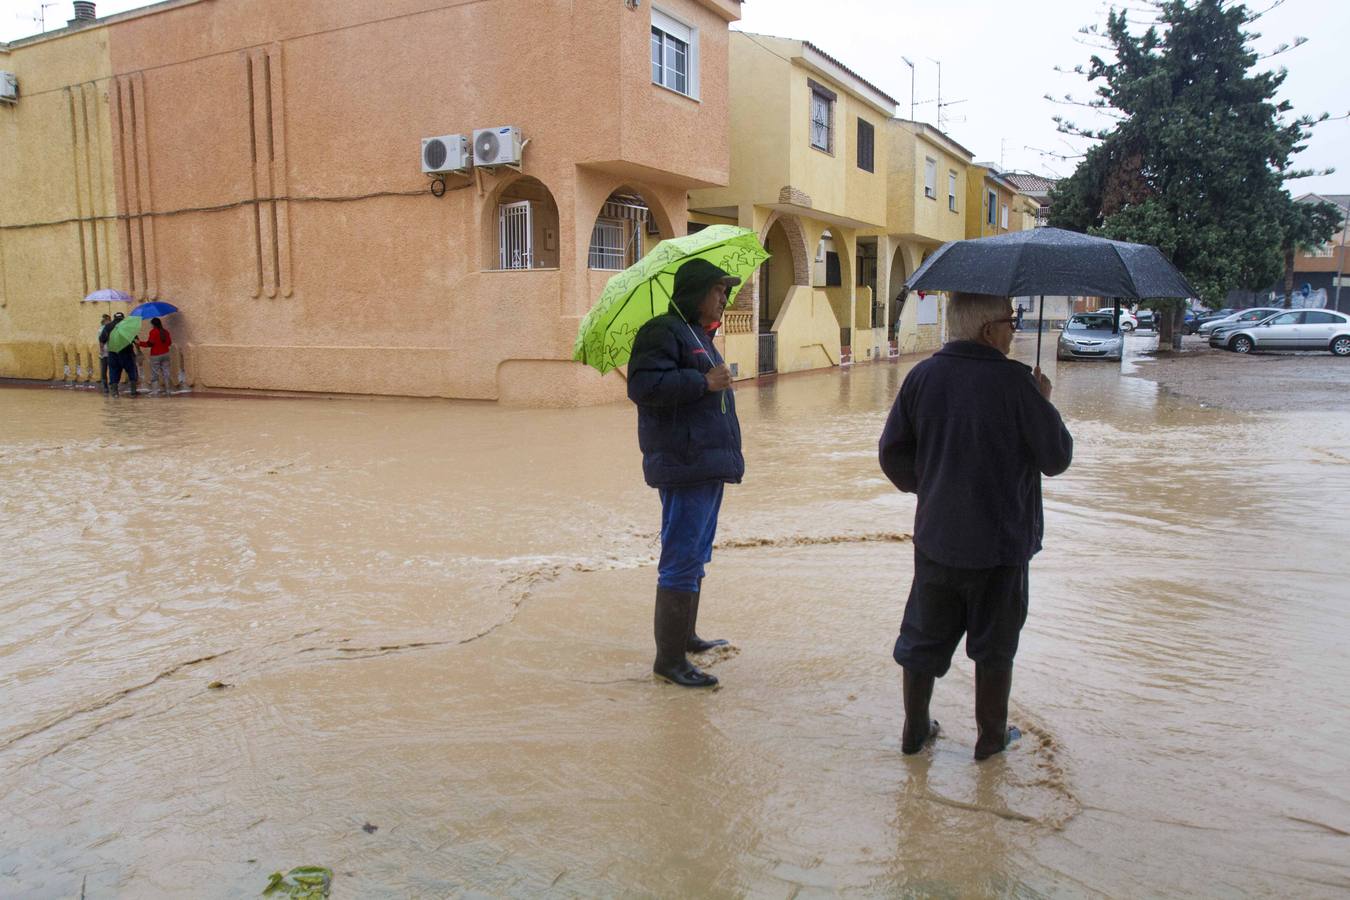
[106,315,142,353]
[573,225,770,375]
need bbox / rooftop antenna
[901,56,916,120]
[926,58,966,132]
[24,2,59,32]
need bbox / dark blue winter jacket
[878,341,1073,569]
[627,313,744,489]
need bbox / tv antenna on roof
[926,58,966,132]
[21,2,59,33]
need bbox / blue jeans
[657,482,724,592]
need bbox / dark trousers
[107,353,138,388]
[99,356,109,391]
[656,482,724,592]
[893,548,1029,677]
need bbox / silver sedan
[1057,313,1125,361]
[1210,309,1350,356]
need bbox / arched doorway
[585,185,673,272]
[757,214,809,333]
[888,244,909,339]
[482,176,560,271]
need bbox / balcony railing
[723,310,754,335]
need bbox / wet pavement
[2,333,1348,897]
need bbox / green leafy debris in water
[261,866,332,897]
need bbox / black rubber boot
[974,664,1017,761]
[653,587,718,688]
[686,579,729,653]
[901,668,940,754]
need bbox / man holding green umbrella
[104,312,142,396]
[628,258,744,689]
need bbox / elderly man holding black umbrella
[878,228,1193,760]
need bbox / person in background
[97,314,112,394]
[137,317,173,396]
[879,293,1073,760]
[105,312,139,397]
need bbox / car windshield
[1066,315,1115,331]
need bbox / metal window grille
[589,219,625,270]
[810,90,832,151]
[758,333,777,375]
[498,200,533,270]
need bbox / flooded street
[3,335,1349,898]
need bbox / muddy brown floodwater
[2,333,1348,898]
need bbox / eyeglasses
[984,316,1017,330]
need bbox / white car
[1092,307,1138,331]
[1211,309,1350,356]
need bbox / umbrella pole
[1035,295,1045,370]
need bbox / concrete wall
[771,285,840,373]
[0,0,740,404]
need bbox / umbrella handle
[1035,295,1044,369]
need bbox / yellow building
[877,120,974,355]
[965,163,1021,240]
[687,32,896,377]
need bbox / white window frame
[1001,203,1009,229]
[986,189,997,226]
[924,158,937,200]
[948,171,957,211]
[652,7,699,100]
[498,200,533,270]
[588,218,626,271]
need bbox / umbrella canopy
[130,301,179,318]
[83,289,133,303]
[905,228,1195,300]
[573,225,769,375]
[106,316,142,353]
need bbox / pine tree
[1048,0,1340,326]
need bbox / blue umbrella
[83,289,133,302]
[130,301,179,318]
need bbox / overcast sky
[2,0,1345,194]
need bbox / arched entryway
[888,244,910,339]
[482,176,560,271]
[585,184,674,272]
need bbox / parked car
[1136,309,1156,329]
[1058,313,1125,360]
[1197,307,1285,336]
[1211,309,1350,356]
[1092,307,1138,331]
[1192,308,1237,331]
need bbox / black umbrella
[905,228,1196,366]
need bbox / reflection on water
[2,332,1348,897]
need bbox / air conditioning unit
[0,72,18,105]
[473,126,523,167]
[421,134,469,174]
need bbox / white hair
[946,293,1012,342]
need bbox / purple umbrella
[82,289,134,303]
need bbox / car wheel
[1332,335,1350,357]
[1231,335,1254,354]
[1121,322,1135,332]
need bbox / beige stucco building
[687,32,896,378]
[0,0,741,404]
